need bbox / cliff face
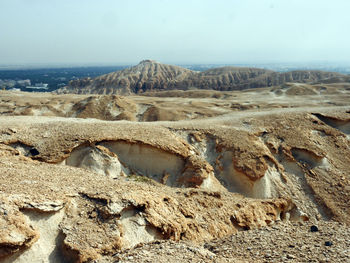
[59,60,345,94]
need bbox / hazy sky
[0,0,349,65]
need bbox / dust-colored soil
[104,221,350,263]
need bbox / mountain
[58,60,346,94]
[61,60,195,95]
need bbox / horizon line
[1,60,350,70]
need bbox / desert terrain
[0,63,350,263]
[58,60,348,95]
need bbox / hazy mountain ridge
[59,60,346,94]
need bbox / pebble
[325,241,333,246]
[310,225,319,232]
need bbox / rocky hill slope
[58,60,346,94]
[60,60,195,95]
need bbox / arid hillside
[59,60,195,95]
[57,60,347,95]
[0,82,350,262]
[2,82,350,122]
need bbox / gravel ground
[104,220,350,263]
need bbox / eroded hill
[57,60,347,95]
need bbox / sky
[0,0,349,66]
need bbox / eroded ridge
[0,155,296,262]
[312,113,350,136]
